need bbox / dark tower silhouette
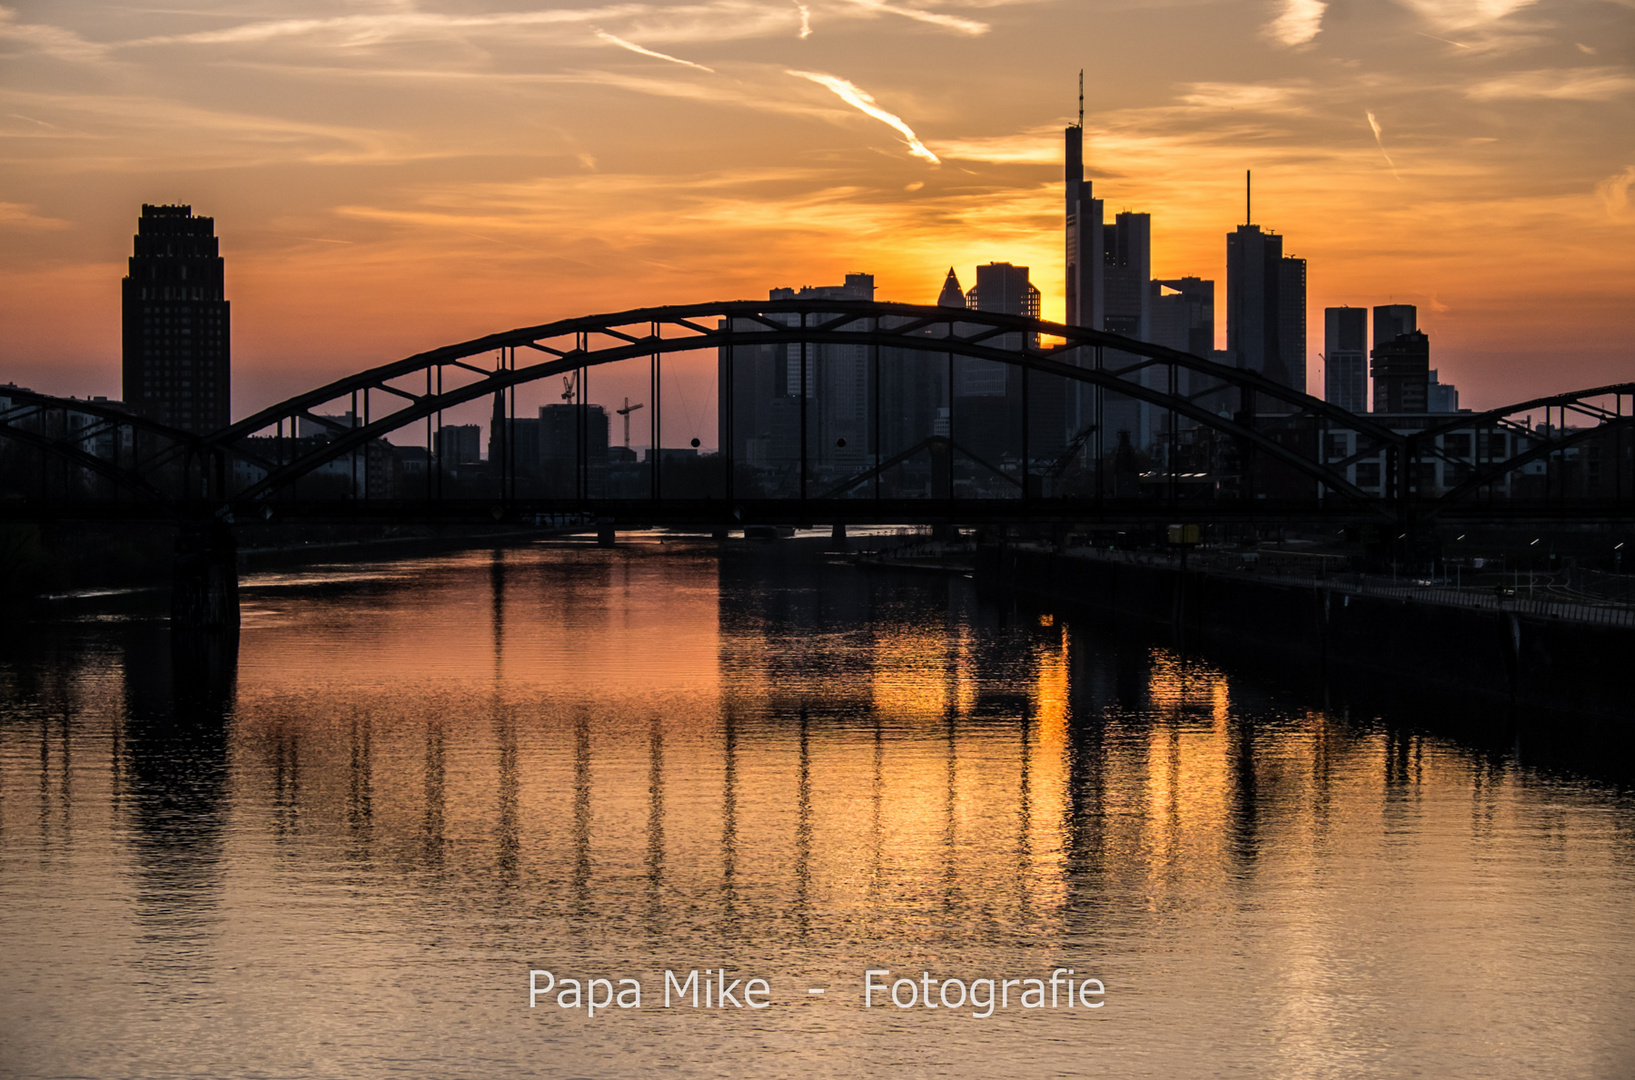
[1226,174,1306,403]
[1371,331,1431,414]
[121,204,230,433]
[1064,77,1103,331]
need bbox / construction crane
[616,397,644,449]
[1046,424,1097,479]
[561,373,576,402]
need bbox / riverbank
[979,543,1635,722]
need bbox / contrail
[836,0,987,35]
[1366,110,1400,179]
[1416,31,1470,49]
[794,1,812,38]
[788,70,939,163]
[594,30,714,72]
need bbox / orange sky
[2,0,1632,431]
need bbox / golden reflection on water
[3,544,1635,1079]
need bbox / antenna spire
[1246,169,1252,225]
[1078,69,1084,128]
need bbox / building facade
[121,204,230,434]
[1226,223,1306,402]
[1324,307,1368,413]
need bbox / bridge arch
[199,299,1397,507]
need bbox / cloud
[0,7,107,60]
[1396,0,1540,32]
[1598,165,1635,219]
[0,202,70,230]
[1366,110,1400,179]
[787,70,940,163]
[1265,0,1326,47]
[594,30,714,71]
[794,1,812,38]
[832,0,989,36]
[929,130,1061,164]
[1465,67,1635,101]
[1178,82,1303,112]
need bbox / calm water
[3,540,1634,1079]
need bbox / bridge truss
[2,300,1632,528]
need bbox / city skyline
[2,0,1631,425]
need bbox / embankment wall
[979,546,1631,721]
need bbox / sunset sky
[2,0,1631,431]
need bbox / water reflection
[1,544,1633,1078]
[121,626,235,997]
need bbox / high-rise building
[964,262,1062,465]
[1371,331,1431,413]
[436,424,482,465]
[1064,123,1104,331]
[717,273,876,485]
[1225,185,1306,402]
[1102,212,1151,340]
[1151,278,1214,358]
[121,204,230,433]
[1373,304,1416,347]
[1427,370,1459,413]
[1101,212,1152,443]
[1324,307,1368,413]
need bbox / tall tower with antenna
[1064,70,1103,331]
[1226,171,1307,398]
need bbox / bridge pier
[829,523,848,552]
[597,520,616,548]
[172,523,239,631]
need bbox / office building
[1428,370,1459,413]
[1151,278,1214,359]
[1100,212,1152,443]
[717,273,876,487]
[540,403,609,468]
[1064,121,1104,331]
[121,204,230,433]
[1226,188,1307,401]
[1324,307,1368,413]
[1371,330,1431,413]
[1373,304,1416,347]
[436,424,482,465]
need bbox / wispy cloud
[1178,82,1303,112]
[0,7,107,61]
[594,30,714,71]
[1266,0,1326,47]
[794,1,812,38]
[1465,67,1635,101]
[929,130,1060,164]
[833,0,989,36]
[1597,165,1635,219]
[1366,110,1400,179]
[0,202,70,231]
[788,70,940,163]
[1396,0,1539,33]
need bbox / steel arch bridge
[3,299,1634,527]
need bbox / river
[2,539,1632,1078]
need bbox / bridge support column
[829,523,848,552]
[597,520,616,548]
[172,524,239,631]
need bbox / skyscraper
[121,204,230,433]
[1324,307,1368,413]
[1373,304,1416,347]
[1371,331,1431,414]
[1151,278,1215,358]
[1225,176,1306,402]
[1064,120,1104,331]
[1101,211,1152,443]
